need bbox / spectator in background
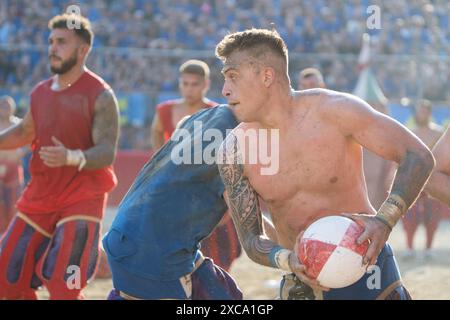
[0,96,23,235]
[1,0,449,101]
[297,67,326,90]
[1,0,450,144]
[402,100,446,259]
[150,59,216,149]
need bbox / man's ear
[203,78,211,94]
[79,43,91,60]
[263,67,275,88]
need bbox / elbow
[97,148,116,167]
[241,236,261,264]
[420,148,435,176]
[105,150,116,166]
[406,144,435,177]
[245,248,260,265]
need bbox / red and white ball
[297,215,369,289]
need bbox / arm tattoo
[83,88,120,169]
[390,150,434,208]
[218,134,279,268]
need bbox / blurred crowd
[0,0,449,148]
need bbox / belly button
[329,176,338,183]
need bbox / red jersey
[156,99,217,142]
[16,70,117,214]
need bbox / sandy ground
[36,209,450,300]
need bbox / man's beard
[49,52,78,74]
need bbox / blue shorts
[107,256,242,300]
[323,244,410,299]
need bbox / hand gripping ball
[298,215,369,289]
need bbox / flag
[353,33,388,106]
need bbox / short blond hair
[179,60,210,79]
[215,28,288,66]
[299,68,324,84]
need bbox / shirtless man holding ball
[215,29,434,300]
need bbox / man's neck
[257,87,295,129]
[53,65,87,91]
[182,98,207,110]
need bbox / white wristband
[66,149,87,171]
[274,249,292,272]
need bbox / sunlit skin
[219,49,433,292]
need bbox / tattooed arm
[218,132,274,268]
[218,132,329,291]
[83,88,119,169]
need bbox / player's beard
[49,51,78,75]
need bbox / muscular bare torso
[239,93,375,249]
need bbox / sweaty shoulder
[310,89,375,123]
[297,88,357,113]
[296,88,380,139]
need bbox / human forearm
[376,150,434,229]
[0,123,33,150]
[83,142,117,169]
[237,221,294,273]
[86,88,119,169]
[218,133,290,271]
